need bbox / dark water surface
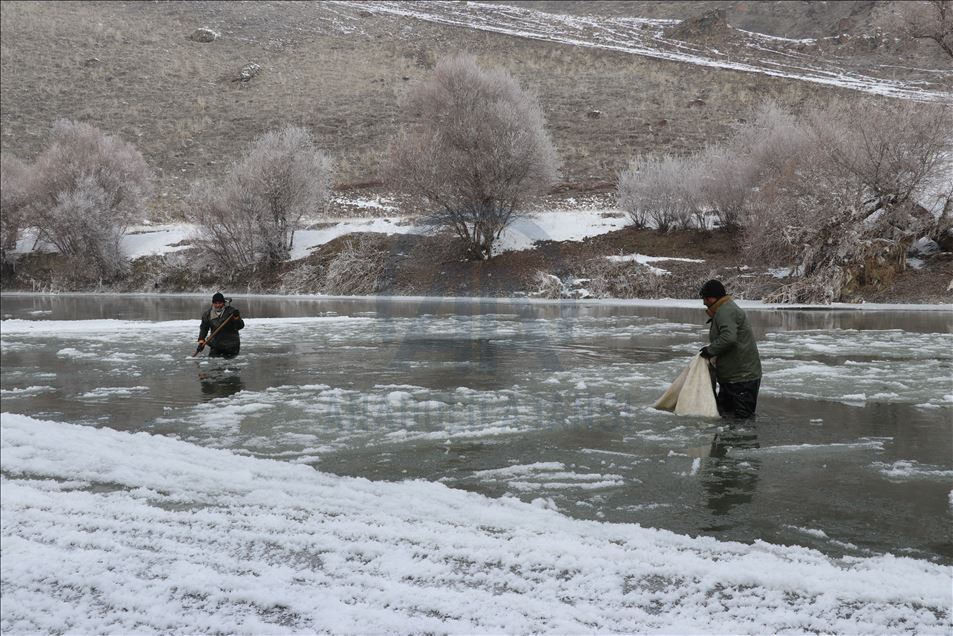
[2,293,951,565]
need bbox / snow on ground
[123,225,193,258]
[332,195,398,212]
[14,226,194,259]
[494,210,630,253]
[11,209,640,263]
[605,253,706,275]
[333,1,953,103]
[2,412,950,634]
[289,217,426,259]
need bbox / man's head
[699,279,726,307]
[211,292,226,309]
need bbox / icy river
[2,293,951,633]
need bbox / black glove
[196,339,206,353]
[699,347,713,359]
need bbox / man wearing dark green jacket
[698,280,762,419]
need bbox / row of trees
[618,99,952,301]
[1,52,949,298]
[0,54,557,278]
[0,121,334,279]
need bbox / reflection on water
[704,424,761,518]
[198,366,245,401]
[1,293,952,566]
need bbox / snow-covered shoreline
[2,413,950,634]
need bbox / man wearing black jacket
[197,292,245,358]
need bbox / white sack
[653,354,720,418]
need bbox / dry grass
[321,236,390,295]
[1,1,865,220]
[531,270,566,299]
[576,258,665,299]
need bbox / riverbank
[4,217,952,305]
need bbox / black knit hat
[699,279,726,298]
[212,292,226,303]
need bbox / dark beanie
[212,292,226,303]
[699,279,726,298]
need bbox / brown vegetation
[389,54,559,260]
[0,0,868,217]
[1,2,950,303]
[190,125,332,270]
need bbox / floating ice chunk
[0,386,55,397]
[78,386,150,399]
[873,460,953,480]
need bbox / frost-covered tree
[191,126,332,270]
[618,98,952,302]
[390,55,559,260]
[752,100,952,302]
[0,153,30,255]
[28,119,152,278]
[617,155,702,232]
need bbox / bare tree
[618,154,702,232]
[191,126,332,270]
[809,99,952,212]
[700,101,810,232]
[28,120,151,278]
[698,147,752,232]
[750,100,953,302]
[0,153,30,255]
[390,55,559,260]
[902,0,953,58]
[921,155,953,246]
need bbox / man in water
[197,292,244,358]
[699,280,762,419]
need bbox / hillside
[3,0,949,218]
[1,1,951,302]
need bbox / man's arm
[226,307,244,331]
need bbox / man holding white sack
[698,280,762,419]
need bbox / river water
[2,294,951,565]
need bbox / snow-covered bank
[2,414,951,633]
[2,413,949,634]
[12,209,635,261]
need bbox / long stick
[192,313,234,357]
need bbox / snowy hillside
[336,1,953,103]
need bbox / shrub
[619,98,951,302]
[279,263,325,294]
[531,271,567,299]
[322,237,389,295]
[579,258,664,298]
[703,100,809,232]
[745,99,952,300]
[27,119,151,278]
[191,126,332,270]
[390,54,559,260]
[0,153,30,255]
[617,154,702,232]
